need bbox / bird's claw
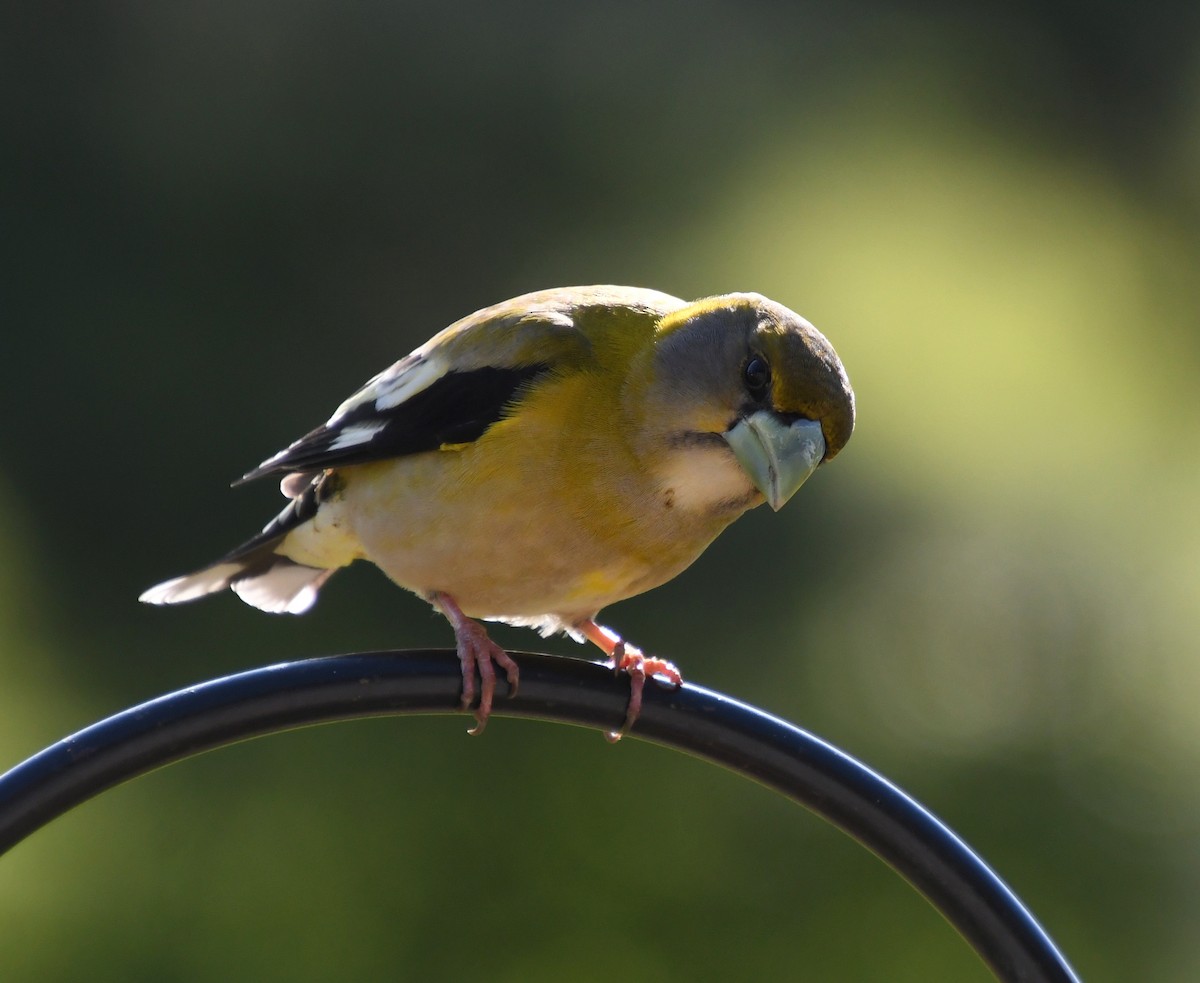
[457,627,519,735]
[605,642,682,743]
[432,592,519,735]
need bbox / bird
[140,285,855,739]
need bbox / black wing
[237,362,551,484]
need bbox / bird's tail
[139,547,334,615]
[140,474,337,615]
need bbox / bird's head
[640,293,855,514]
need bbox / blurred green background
[3,2,1199,980]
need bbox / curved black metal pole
[0,650,1080,983]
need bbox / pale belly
[333,443,743,625]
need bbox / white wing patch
[330,354,447,422]
[373,356,447,411]
[327,421,388,451]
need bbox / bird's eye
[743,355,772,401]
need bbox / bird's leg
[576,620,682,742]
[429,591,519,735]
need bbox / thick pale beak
[724,412,826,511]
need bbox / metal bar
[0,650,1080,982]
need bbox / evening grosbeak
[141,285,855,738]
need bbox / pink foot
[577,620,682,742]
[431,592,519,735]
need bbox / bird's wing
[235,299,600,484]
